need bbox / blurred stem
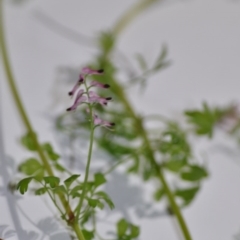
[112,0,160,37]
[111,72,192,240]
[0,1,85,239]
[109,1,192,239]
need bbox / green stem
[0,2,85,239]
[112,0,160,37]
[76,85,95,218]
[110,78,192,240]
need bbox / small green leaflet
[18,158,44,180]
[94,173,106,187]
[117,218,128,237]
[17,177,33,194]
[95,191,115,209]
[64,174,80,188]
[42,142,60,161]
[20,132,37,151]
[35,187,47,195]
[43,176,60,188]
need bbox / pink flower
[88,91,112,106]
[68,78,84,96]
[66,89,87,111]
[93,114,115,128]
[68,67,103,96]
[81,67,104,75]
[90,81,110,89]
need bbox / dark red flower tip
[66,107,72,111]
[110,123,115,126]
[97,69,104,73]
[68,91,73,96]
[105,97,112,100]
[104,84,110,88]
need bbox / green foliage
[54,163,66,172]
[152,44,171,72]
[87,198,99,208]
[35,187,47,195]
[17,177,33,194]
[99,31,115,54]
[70,185,82,198]
[94,173,106,187]
[82,229,94,240]
[18,158,44,180]
[159,122,191,161]
[117,219,128,237]
[94,191,115,209]
[42,142,60,161]
[64,174,80,189]
[164,160,186,172]
[175,186,200,206]
[43,176,60,188]
[185,102,227,137]
[53,185,68,195]
[180,165,208,182]
[116,218,140,239]
[20,132,37,151]
[153,188,165,201]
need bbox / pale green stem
[0,1,85,239]
[112,0,160,37]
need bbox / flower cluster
[66,67,115,128]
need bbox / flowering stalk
[66,68,114,220]
[0,2,85,239]
[75,81,95,219]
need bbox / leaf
[135,53,148,71]
[20,132,37,151]
[64,174,80,188]
[185,102,226,138]
[130,224,140,238]
[153,188,165,201]
[17,177,33,194]
[97,201,104,210]
[42,143,60,161]
[54,163,66,172]
[53,185,67,195]
[81,210,93,225]
[94,173,106,187]
[44,176,60,188]
[95,191,115,209]
[82,229,94,240]
[153,44,171,71]
[164,160,186,172]
[180,165,208,182]
[117,218,128,237]
[18,158,44,180]
[175,186,200,206]
[70,185,82,198]
[35,187,47,195]
[87,199,99,208]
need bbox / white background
[1,0,240,239]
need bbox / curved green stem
[112,0,160,37]
[110,78,192,240]
[0,1,85,239]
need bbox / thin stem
[76,84,95,218]
[112,0,160,37]
[0,2,85,239]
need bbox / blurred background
[1,0,240,239]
